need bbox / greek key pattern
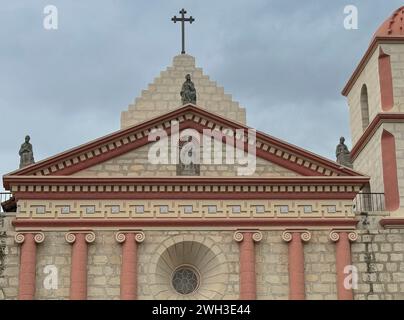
[17,199,354,219]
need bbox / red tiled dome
[373,6,404,38]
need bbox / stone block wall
[0,214,18,300]
[72,142,297,177]
[382,43,404,110]
[347,43,404,146]
[353,125,383,194]
[352,212,404,300]
[347,46,381,145]
[1,213,404,300]
[121,54,246,128]
[304,231,338,300]
[383,122,404,208]
[354,122,404,208]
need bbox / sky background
[0,1,403,189]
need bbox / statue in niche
[176,136,200,176]
[19,135,35,168]
[180,74,197,105]
[336,136,353,168]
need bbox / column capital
[15,232,45,244]
[329,230,358,242]
[233,230,262,243]
[65,231,96,244]
[115,231,145,244]
[282,230,311,243]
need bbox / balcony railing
[353,193,385,213]
[1,192,13,213]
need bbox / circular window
[171,266,200,295]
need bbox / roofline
[3,175,370,187]
[4,104,362,181]
[350,113,404,160]
[342,36,404,97]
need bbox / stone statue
[180,74,196,105]
[19,135,35,168]
[336,137,353,168]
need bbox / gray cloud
[0,0,402,189]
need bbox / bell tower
[342,6,404,212]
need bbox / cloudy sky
[0,1,402,187]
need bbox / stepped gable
[121,54,246,128]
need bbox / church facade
[2,7,404,300]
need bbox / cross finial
[172,8,195,54]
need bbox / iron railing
[0,192,13,213]
[353,193,385,213]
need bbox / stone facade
[121,54,246,128]
[347,41,404,209]
[346,43,404,146]
[2,217,404,300]
[72,143,298,178]
[352,125,383,193]
[0,214,18,300]
[346,46,381,145]
[352,213,404,300]
[4,8,404,301]
[352,112,404,208]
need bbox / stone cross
[171,8,195,54]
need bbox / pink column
[330,230,357,300]
[15,232,45,300]
[282,230,311,300]
[234,231,262,300]
[66,232,95,300]
[381,130,400,211]
[116,231,145,300]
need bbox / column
[282,230,311,300]
[330,230,358,300]
[115,231,145,300]
[15,232,45,300]
[65,231,95,300]
[234,230,262,300]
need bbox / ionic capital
[233,230,262,243]
[115,231,145,244]
[329,230,358,242]
[15,232,45,244]
[65,231,96,244]
[281,230,311,243]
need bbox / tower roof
[373,6,404,39]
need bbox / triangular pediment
[3,104,362,184]
[72,138,300,178]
